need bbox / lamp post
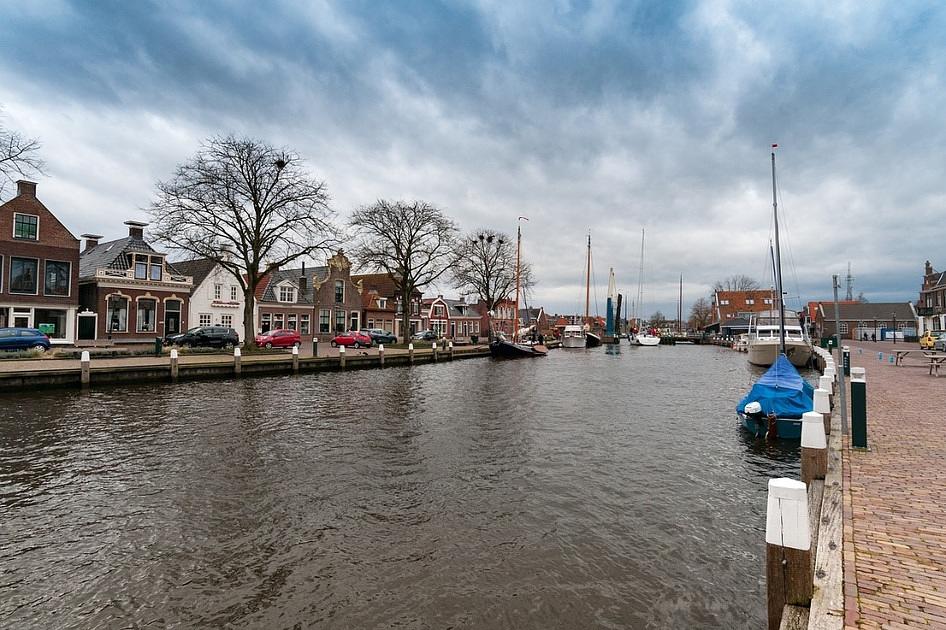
[893,313,897,344]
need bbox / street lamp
[893,313,897,344]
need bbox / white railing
[94,268,192,285]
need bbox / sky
[1,0,944,318]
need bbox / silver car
[935,333,946,352]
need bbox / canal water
[0,345,803,629]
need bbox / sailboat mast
[772,147,786,354]
[585,233,591,322]
[678,273,683,334]
[637,228,645,328]
[514,223,521,342]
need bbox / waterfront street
[842,341,946,629]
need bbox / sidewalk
[842,340,946,629]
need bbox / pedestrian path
[843,341,946,629]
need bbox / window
[335,309,345,332]
[319,309,330,333]
[412,301,420,315]
[34,309,67,339]
[13,213,38,240]
[221,314,233,328]
[134,255,147,280]
[367,319,375,329]
[199,313,213,326]
[300,314,310,335]
[165,299,181,313]
[288,314,297,330]
[107,296,129,332]
[230,286,238,301]
[746,299,755,305]
[261,313,272,332]
[149,258,162,281]
[350,311,360,331]
[763,298,773,305]
[434,305,445,316]
[719,299,730,306]
[273,314,284,329]
[10,257,38,294]
[839,322,848,334]
[279,286,295,302]
[44,261,70,296]
[335,280,344,303]
[137,299,157,332]
[214,284,222,300]
[378,298,387,309]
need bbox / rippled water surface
[0,344,805,628]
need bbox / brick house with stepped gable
[351,272,423,341]
[77,221,192,343]
[0,180,81,344]
[420,295,482,341]
[917,260,946,333]
[254,250,363,338]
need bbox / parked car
[255,328,302,349]
[360,328,397,344]
[331,331,373,348]
[935,333,946,353]
[412,329,437,341]
[920,331,937,349]
[166,326,240,349]
[0,327,51,352]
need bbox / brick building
[421,295,482,341]
[0,180,80,344]
[712,289,777,323]
[77,221,192,343]
[917,260,946,333]
[352,272,423,340]
[815,302,917,341]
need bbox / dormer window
[134,255,148,280]
[378,298,387,309]
[13,213,39,240]
[150,257,163,281]
[279,286,296,302]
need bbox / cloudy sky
[1,1,943,317]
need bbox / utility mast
[845,262,854,301]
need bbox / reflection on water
[0,344,802,628]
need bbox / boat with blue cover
[737,354,814,439]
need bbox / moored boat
[562,324,586,348]
[736,354,814,439]
[489,336,549,358]
[746,322,813,367]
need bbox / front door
[13,314,30,328]
[77,314,97,340]
[450,322,456,338]
[165,310,181,335]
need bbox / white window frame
[214,284,222,300]
[839,322,849,334]
[378,298,387,309]
[300,314,310,335]
[12,212,39,241]
[43,259,72,298]
[279,285,296,303]
[719,299,730,306]
[319,309,330,333]
[0,254,4,293]
[9,256,40,295]
[335,280,344,303]
[745,299,754,305]
[136,297,158,333]
[287,313,298,330]
[230,285,238,301]
[199,313,213,327]
[221,314,233,329]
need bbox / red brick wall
[89,286,188,340]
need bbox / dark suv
[360,328,397,344]
[166,326,240,349]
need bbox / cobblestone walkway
[843,341,946,629]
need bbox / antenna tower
[845,262,854,301]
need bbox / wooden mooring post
[339,344,346,369]
[814,387,831,436]
[233,347,241,376]
[378,344,385,366]
[801,411,827,486]
[170,348,179,381]
[448,341,454,360]
[292,345,299,373]
[80,350,90,388]
[408,342,414,364]
[432,342,438,362]
[766,478,812,630]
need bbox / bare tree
[349,200,457,338]
[451,228,533,327]
[688,297,714,330]
[649,310,669,329]
[712,275,760,292]
[148,135,336,345]
[1,115,45,199]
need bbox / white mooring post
[432,342,438,362]
[339,344,346,369]
[818,374,833,400]
[378,344,385,366]
[233,347,242,376]
[766,478,812,630]
[814,387,831,435]
[80,350,91,388]
[823,367,836,394]
[292,345,299,373]
[170,348,179,381]
[448,340,454,360]
[408,342,414,364]
[801,411,828,485]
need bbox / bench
[894,350,914,366]
[922,352,946,376]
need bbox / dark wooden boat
[489,339,548,358]
[585,332,602,348]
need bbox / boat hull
[561,335,585,348]
[738,413,803,440]
[585,333,602,348]
[489,340,549,358]
[747,341,813,368]
[631,334,660,346]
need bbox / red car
[330,331,372,348]
[255,328,302,349]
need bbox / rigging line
[590,246,600,319]
[775,170,803,310]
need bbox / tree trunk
[401,285,412,343]
[243,287,257,348]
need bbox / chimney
[16,180,37,197]
[81,233,103,252]
[298,262,307,294]
[926,260,933,276]
[124,220,148,240]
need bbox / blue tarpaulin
[737,355,814,419]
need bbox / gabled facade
[815,302,917,340]
[518,307,550,335]
[475,297,516,338]
[352,272,423,339]
[712,289,777,323]
[918,261,946,333]
[0,180,81,343]
[78,221,192,343]
[174,258,246,339]
[421,295,482,341]
[255,250,363,337]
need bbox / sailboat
[629,228,660,346]
[489,218,548,359]
[745,148,814,368]
[564,234,600,348]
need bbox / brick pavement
[842,340,946,629]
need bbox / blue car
[0,327,52,352]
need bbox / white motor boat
[746,323,813,368]
[561,324,586,348]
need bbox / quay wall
[0,347,491,392]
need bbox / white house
[173,258,246,339]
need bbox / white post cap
[339,345,345,354]
[851,367,866,382]
[408,342,414,350]
[765,478,811,550]
[432,343,437,350]
[448,341,453,348]
[80,350,90,362]
[313,337,318,342]
[801,411,827,449]
[378,344,384,352]
[170,348,178,359]
[823,367,836,380]
[814,388,831,414]
[818,375,832,391]
[234,347,241,357]
[292,346,299,355]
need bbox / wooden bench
[922,352,946,376]
[894,350,914,366]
